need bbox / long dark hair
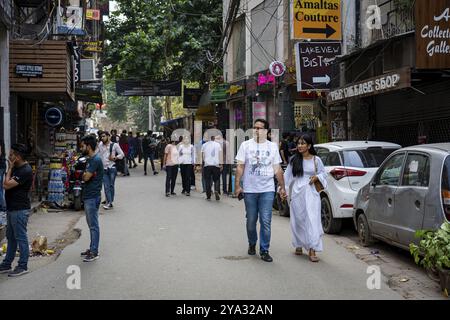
[290,134,317,177]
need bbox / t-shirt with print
[235,139,282,193]
[165,144,179,166]
[201,141,222,167]
[5,163,33,211]
[83,154,104,200]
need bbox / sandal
[295,248,303,255]
[309,255,320,262]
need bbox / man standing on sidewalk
[97,131,125,210]
[201,132,223,201]
[0,144,33,277]
[235,119,286,263]
[0,140,7,217]
[80,135,104,262]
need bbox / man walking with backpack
[142,130,159,176]
[97,132,124,210]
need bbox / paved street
[0,166,403,300]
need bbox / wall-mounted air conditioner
[80,59,97,82]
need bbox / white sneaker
[103,203,113,210]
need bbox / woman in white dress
[282,134,327,262]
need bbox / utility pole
[148,96,153,131]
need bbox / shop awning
[195,104,216,121]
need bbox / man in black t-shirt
[0,144,33,277]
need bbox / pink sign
[252,102,267,120]
[257,73,275,86]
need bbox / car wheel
[357,214,374,247]
[321,196,342,234]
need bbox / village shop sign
[416,0,450,69]
[327,68,411,104]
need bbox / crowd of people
[0,121,326,277]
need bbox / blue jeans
[1,210,30,270]
[244,192,275,253]
[0,169,5,212]
[103,167,117,204]
[84,196,101,254]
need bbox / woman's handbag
[313,156,324,192]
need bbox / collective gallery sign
[416,0,450,69]
[327,68,411,104]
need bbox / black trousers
[204,166,220,197]
[165,165,178,194]
[180,164,192,193]
[221,164,231,193]
[144,151,156,174]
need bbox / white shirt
[235,139,282,193]
[96,141,125,169]
[201,141,222,167]
[178,144,195,165]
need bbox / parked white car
[315,141,402,234]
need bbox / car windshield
[342,148,398,168]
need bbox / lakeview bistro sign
[327,68,411,104]
[415,0,450,69]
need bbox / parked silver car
[353,143,450,250]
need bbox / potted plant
[410,222,450,296]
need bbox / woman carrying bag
[282,134,327,262]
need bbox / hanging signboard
[115,80,182,96]
[183,87,203,109]
[291,0,342,40]
[327,67,411,104]
[295,41,341,91]
[269,61,286,77]
[56,5,85,35]
[415,0,450,69]
[86,9,101,20]
[252,102,267,120]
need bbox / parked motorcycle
[69,156,87,211]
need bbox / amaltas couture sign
[416,0,450,69]
[327,68,411,104]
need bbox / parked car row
[278,140,450,253]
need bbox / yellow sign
[227,85,243,95]
[292,0,341,40]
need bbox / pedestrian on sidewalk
[0,144,33,277]
[282,134,327,263]
[0,140,7,215]
[142,131,159,176]
[163,136,180,197]
[97,132,125,210]
[136,132,144,163]
[158,136,168,170]
[80,135,104,262]
[119,131,130,176]
[178,135,195,196]
[202,132,223,201]
[215,134,231,195]
[127,132,138,169]
[235,119,286,263]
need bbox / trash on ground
[31,235,48,254]
[371,250,380,255]
[399,278,409,283]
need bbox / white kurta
[284,157,328,252]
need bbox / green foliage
[410,222,450,271]
[104,0,223,85]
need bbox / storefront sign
[210,84,229,102]
[56,6,85,36]
[415,0,450,69]
[15,64,43,77]
[82,41,103,52]
[252,102,267,120]
[227,85,243,95]
[86,9,101,20]
[291,0,341,40]
[269,61,286,77]
[183,87,203,109]
[116,80,182,96]
[45,107,64,127]
[327,68,411,104]
[258,73,275,86]
[295,42,341,91]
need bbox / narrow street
[0,165,403,300]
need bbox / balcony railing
[370,0,415,43]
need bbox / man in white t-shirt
[235,119,286,263]
[201,133,223,201]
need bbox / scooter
[69,156,87,211]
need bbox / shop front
[226,79,247,130]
